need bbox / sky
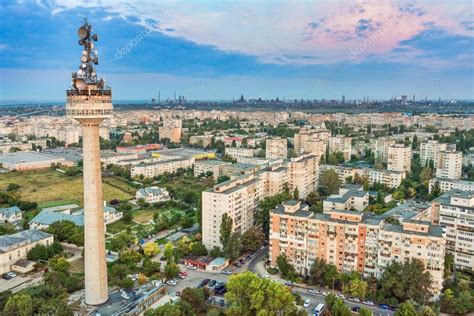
[0,0,473,102]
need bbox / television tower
[66,19,112,305]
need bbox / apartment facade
[294,129,331,155]
[131,157,194,178]
[320,165,406,189]
[224,147,254,159]
[431,190,474,271]
[435,149,463,180]
[194,160,231,179]
[265,137,287,159]
[429,178,474,193]
[202,174,264,250]
[329,135,352,162]
[269,201,445,297]
[387,144,412,172]
[159,119,182,143]
[257,165,288,197]
[372,137,396,163]
[420,140,448,166]
[287,154,319,199]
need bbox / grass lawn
[0,169,136,206]
[106,219,131,235]
[132,209,159,223]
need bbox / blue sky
[0,0,473,102]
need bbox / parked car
[352,306,361,313]
[2,272,16,280]
[220,299,225,307]
[363,300,374,306]
[349,297,360,303]
[221,269,232,275]
[179,271,188,276]
[303,299,311,308]
[321,291,328,296]
[308,288,319,295]
[379,304,389,310]
[208,280,217,287]
[232,262,241,268]
[336,294,345,300]
[166,279,177,286]
[284,281,293,287]
[178,274,186,279]
[187,264,197,270]
[202,278,211,285]
[239,259,245,264]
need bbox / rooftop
[0,229,52,253]
[0,151,66,164]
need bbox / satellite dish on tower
[78,26,89,40]
[75,78,87,90]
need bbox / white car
[337,294,345,300]
[187,264,197,270]
[321,291,328,296]
[308,288,319,295]
[349,297,360,303]
[166,279,177,286]
[363,300,374,306]
[303,299,311,308]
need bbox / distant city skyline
[1,0,473,102]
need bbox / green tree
[349,278,368,299]
[144,302,181,316]
[255,192,292,236]
[225,271,297,315]
[190,242,208,256]
[308,258,327,286]
[180,288,206,313]
[219,213,233,248]
[143,242,160,257]
[276,254,296,279]
[418,306,436,316]
[394,301,418,316]
[320,169,341,194]
[164,242,175,263]
[48,256,70,274]
[164,262,180,279]
[359,307,373,316]
[332,297,351,316]
[240,227,265,252]
[3,294,33,316]
[293,187,299,199]
[224,232,241,261]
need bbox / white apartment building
[435,149,462,180]
[202,174,264,250]
[224,147,254,159]
[372,137,396,163]
[420,140,448,166]
[265,137,287,159]
[287,154,319,199]
[131,157,194,178]
[329,135,352,161]
[320,165,406,189]
[0,229,54,274]
[387,144,412,172]
[432,190,474,271]
[100,151,139,166]
[257,165,288,197]
[429,178,474,193]
[323,184,369,213]
[194,160,231,179]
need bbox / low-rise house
[0,206,22,223]
[0,229,54,274]
[135,186,171,204]
[29,203,122,229]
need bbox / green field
[0,169,136,206]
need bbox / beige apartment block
[194,159,231,179]
[320,165,406,189]
[258,164,288,197]
[323,184,369,213]
[131,157,195,178]
[294,128,330,155]
[431,190,474,271]
[269,201,445,298]
[372,137,396,163]
[159,119,182,143]
[329,135,352,161]
[265,137,287,159]
[435,149,462,180]
[429,178,474,193]
[387,144,412,172]
[420,140,448,166]
[202,174,264,250]
[287,154,319,199]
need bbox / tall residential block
[420,140,448,166]
[431,190,474,271]
[329,135,352,161]
[372,137,396,163]
[265,137,287,159]
[387,144,412,172]
[159,118,182,143]
[66,20,111,305]
[270,201,445,297]
[202,174,264,250]
[435,149,462,180]
[294,128,330,155]
[287,154,319,199]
